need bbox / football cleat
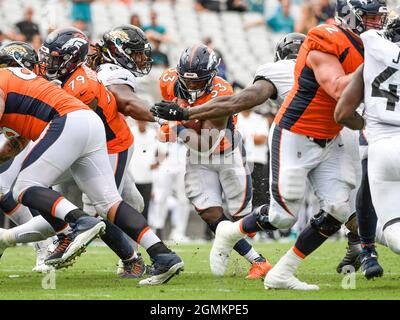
[246,255,273,280]
[336,239,362,273]
[209,221,241,276]
[45,216,106,269]
[32,238,56,273]
[360,246,384,280]
[138,252,184,286]
[117,253,146,279]
[264,268,319,290]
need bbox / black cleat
[45,216,106,269]
[360,246,384,280]
[117,253,147,279]
[336,236,362,273]
[138,252,184,285]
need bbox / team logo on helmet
[108,30,130,45]
[2,45,28,59]
[61,37,88,51]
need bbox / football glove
[151,101,189,121]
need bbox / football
[181,119,203,134]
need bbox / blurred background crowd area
[1,0,394,242]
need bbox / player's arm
[0,136,29,164]
[334,64,365,130]
[151,80,276,121]
[106,84,155,122]
[306,50,353,101]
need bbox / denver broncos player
[151,32,363,276]
[0,41,57,272]
[0,39,144,278]
[39,27,147,276]
[260,0,387,289]
[0,44,183,285]
[158,44,272,279]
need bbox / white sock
[137,227,162,250]
[53,198,79,221]
[244,248,260,263]
[6,204,33,225]
[9,215,56,244]
[272,247,303,276]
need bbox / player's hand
[151,101,189,121]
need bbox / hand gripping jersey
[0,67,89,141]
[63,65,133,154]
[275,24,365,139]
[361,30,400,144]
[254,59,296,106]
[159,68,235,153]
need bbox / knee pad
[322,200,351,224]
[383,219,400,255]
[279,168,306,201]
[311,210,342,237]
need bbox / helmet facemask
[178,70,217,103]
[103,39,153,77]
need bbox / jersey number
[68,76,85,91]
[371,66,400,111]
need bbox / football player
[151,32,363,276]
[0,41,183,286]
[39,27,149,276]
[156,44,272,279]
[335,17,400,264]
[154,0,388,289]
[0,39,145,278]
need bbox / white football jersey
[253,59,295,106]
[96,63,137,91]
[362,30,400,144]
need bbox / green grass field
[0,240,399,300]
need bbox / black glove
[150,101,189,121]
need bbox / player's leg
[369,138,400,258]
[355,158,383,279]
[0,143,35,225]
[216,144,272,279]
[336,128,362,273]
[265,135,354,290]
[0,142,60,271]
[12,113,107,267]
[65,116,182,285]
[107,147,145,278]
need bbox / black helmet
[0,41,38,72]
[385,15,400,44]
[177,44,220,102]
[335,0,388,35]
[101,25,152,77]
[39,27,89,80]
[274,33,306,62]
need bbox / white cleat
[209,221,241,276]
[0,228,16,258]
[264,269,320,290]
[32,238,56,273]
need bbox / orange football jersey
[159,68,236,152]
[63,65,133,154]
[0,67,89,141]
[275,24,364,139]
